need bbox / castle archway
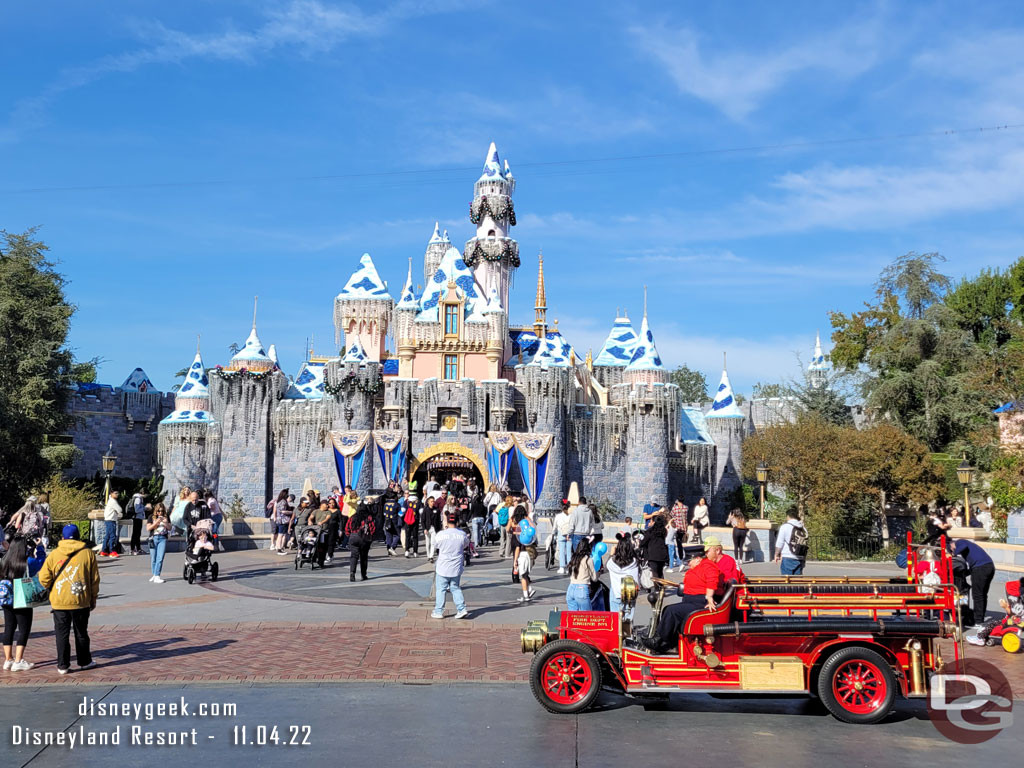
[408,441,488,490]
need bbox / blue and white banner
[485,432,516,489]
[329,430,372,490]
[373,430,406,484]
[511,433,553,504]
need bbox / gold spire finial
[534,250,548,338]
[585,348,593,371]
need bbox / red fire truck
[521,536,965,724]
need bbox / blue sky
[2,0,1023,395]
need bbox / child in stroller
[967,577,1024,652]
[183,520,219,584]
[295,524,327,569]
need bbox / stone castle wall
[66,387,175,479]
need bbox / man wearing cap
[100,490,123,558]
[642,496,661,530]
[642,551,724,653]
[39,525,100,674]
[703,536,742,584]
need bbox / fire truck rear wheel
[530,639,602,714]
[817,647,896,724]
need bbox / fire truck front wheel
[817,647,897,724]
[530,640,603,714]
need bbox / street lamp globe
[755,461,769,485]
[956,455,975,526]
[102,442,118,475]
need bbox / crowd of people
[0,473,1009,673]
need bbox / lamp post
[102,442,117,502]
[755,461,769,519]
[956,455,975,527]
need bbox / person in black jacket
[640,514,670,579]
[345,503,376,582]
[422,496,442,563]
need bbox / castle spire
[252,296,258,330]
[534,250,548,338]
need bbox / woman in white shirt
[607,533,641,621]
[691,497,710,542]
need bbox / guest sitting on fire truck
[702,536,743,584]
[642,551,724,653]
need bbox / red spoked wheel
[529,639,602,714]
[817,647,896,724]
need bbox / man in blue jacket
[953,539,995,627]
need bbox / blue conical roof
[594,315,639,367]
[707,367,744,418]
[624,315,665,372]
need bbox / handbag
[639,565,654,590]
[13,575,48,609]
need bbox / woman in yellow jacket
[38,525,100,674]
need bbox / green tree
[670,364,708,402]
[877,251,950,319]
[752,382,792,399]
[0,230,79,511]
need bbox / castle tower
[334,252,394,361]
[705,357,747,522]
[424,222,450,286]
[158,344,220,494]
[212,322,285,514]
[395,258,419,378]
[517,363,572,514]
[483,286,506,379]
[807,330,831,388]
[592,312,638,388]
[463,142,520,316]
[623,295,668,386]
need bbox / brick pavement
[0,618,531,687]
[2,619,1020,693]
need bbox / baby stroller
[183,519,219,584]
[295,525,326,570]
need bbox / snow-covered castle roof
[478,141,508,184]
[508,329,576,368]
[177,351,210,399]
[284,360,326,399]
[707,366,744,418]
[416,246,487,323]
[624,314,665,372]
[594,315,639,367]
[230,327,274,368]
[343,336,368,363]
[121,368,155,392]
[338,253,390,299]
[808,331,831,373]
[396,260,419,311]
[428,222,449,245]
[160,350,214,425]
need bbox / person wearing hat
[100,490,123,558]
[702,535,742,584]
[38,525,100,674]
[642,549,725,654]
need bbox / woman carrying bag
[565,539,596,611]
[0,536,46,671]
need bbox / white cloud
[1,0,478,142]
[629,19,881,120]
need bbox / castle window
[444,354,458,381]
[444,304,459,336]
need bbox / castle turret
[705,357,747,521]
[159,345,220,494]
[395,258,418,378]
[424,222,450,286]
[517,363,572,514]
[483,286,506,379]
[807,330,831,389]
[623,298,668,386]
[333,252,393,361]
[592,312,638,388]
[212,322,285,514]
[464,142,520,316]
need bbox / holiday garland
[470,195,516,226]
[463,237,520,268]
[211,365,278,381]
[323,370,384,396]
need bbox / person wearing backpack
[345,503,376,582]
[402,491,420,558]
[775,508,808,575]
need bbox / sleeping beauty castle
[155,143,757,519]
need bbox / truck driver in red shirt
[642,551,724,653]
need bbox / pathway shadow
[88,636,237,669]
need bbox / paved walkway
[1,545,1020,690]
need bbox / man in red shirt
[642,553,724,653]
[703,535,743,584]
